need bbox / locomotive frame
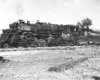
[0,19,80,48]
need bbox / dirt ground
[0,46,100,80]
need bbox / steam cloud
[0,0,7,2]
[13,1,24,16]
[0,0,25,16]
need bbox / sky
[0,0,100,33]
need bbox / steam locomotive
[0,19,80,48]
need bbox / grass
[0,46,100,80]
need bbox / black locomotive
[0,19,82,48]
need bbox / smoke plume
[0,0,7,2]
[12,1,24,16]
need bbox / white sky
[0,0,100,31]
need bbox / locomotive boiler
[0,19,79,48]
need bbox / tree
[76,21,83,29]
[82,18,92,30]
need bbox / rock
[48,66,61,72]
[0,56,10,63]
[48,57,88,72]
[92,76,100,80]
[0,56,4,61]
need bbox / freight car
[0,19,79,48]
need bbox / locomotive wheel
[23,32,35,47]
[2,42,9,48]
[67,40,74,46]
[37,39,46,47]
[30,42,38,47]
[38,42,45,47]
